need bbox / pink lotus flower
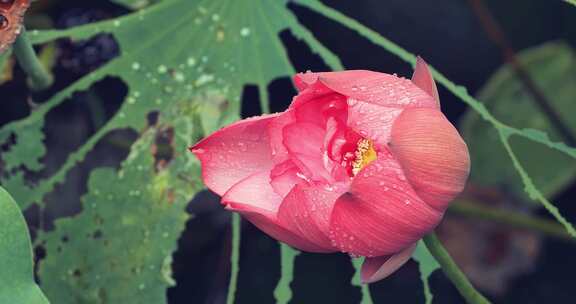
[190,58,470,283]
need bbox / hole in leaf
[369,260,423,303]
[168,190,229,303]
[42,128,136,231]
[147,111,160,127]
[153,126,174,171]
[269,78,297,113]
[241,85,261,117]
[279,29,331,73]
[54,5,127,76]
[93,230,103,239]
[33,245,46,284]
[290,253,359,304]
[30,77,127,183]
[72,269,82,277]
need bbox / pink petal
[270,160,302,198]
[411,57,440,108]
[390,108,470,210]
[242,212,334,253]
[277,183,349,250]
[269,111,296,164]
[221,170,332,253]
[295,70,437,109]
[361,243,417,283]
[293,72,333,93]
[346,101,403,149]
[222,171,283,214]
[329,154,442,257]
[283,122,333,182]
[293,94,348,128]
[190,114,278,196]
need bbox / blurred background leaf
[461,42,576,203]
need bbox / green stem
[351,258,374,304]
[274,244,300,304]
[449,200,575,242]
[13,28,53,91]
[226,213,241,304]
[423,233,491,304]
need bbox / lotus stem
[226,213,241,304]
[423,232,491,304]
[14,28,53,91]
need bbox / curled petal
[391,108,470,210]
[411,57,440,108]
[277,183,348,251]
[190,114,278,196]
[269,111,296,164]
[329,155,441,257]
[222,171,332,252]
[293,94,348,127]
[270,160,302,198]
[361,243,417,283]
[283,122,333,182]
[222,171,282,214]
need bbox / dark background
[1,0,576,303]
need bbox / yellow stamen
[351,139,377,175]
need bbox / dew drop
[187,57,197,67]
[237,142,247,152]
[157,65,168,74]
[240,27,251,37]
[216,30,225,41]
[174,72,185,82]
[348,98,358,107]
